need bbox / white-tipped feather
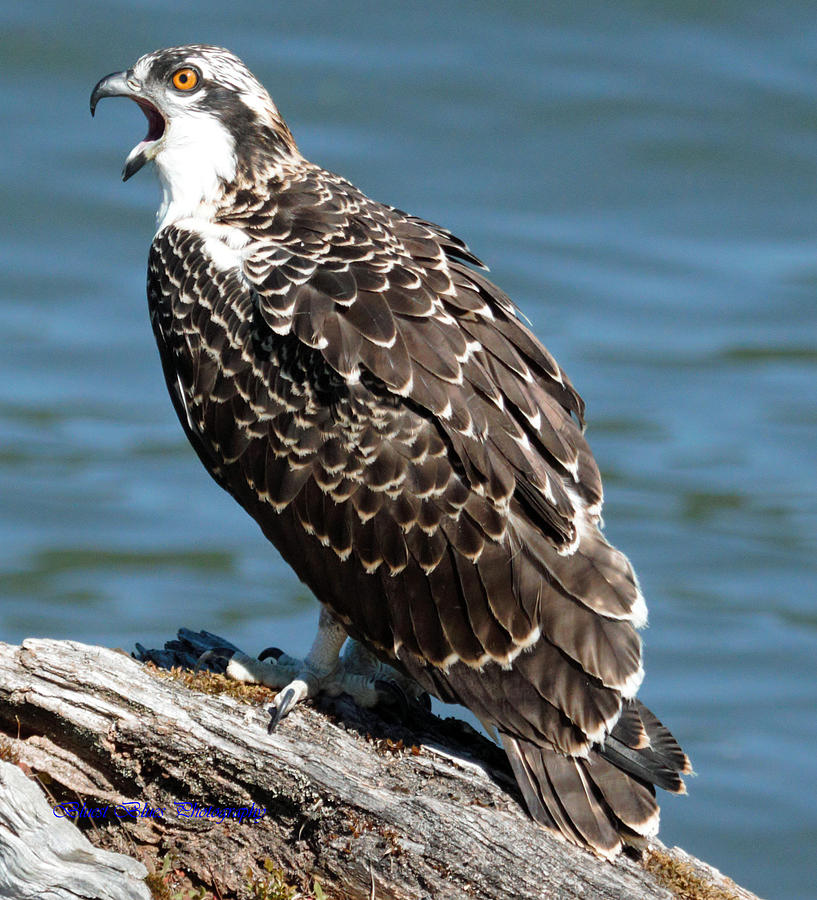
[619,662,645,699]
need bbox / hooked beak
[90,71,166,182]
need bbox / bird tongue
[134,97,165,144]
[121,98,165,182]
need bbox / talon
[268,686,299,733]
[220,612,429,730]
[196,647,236,672]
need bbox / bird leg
[224,607,428,730]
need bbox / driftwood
[0,634,759,900]
[0,760,151,900]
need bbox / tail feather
[503,734,583,845]
[638,702,693,775]
[540,750,621,856]
[601,700,691,794]
[600,738,685,794]
[499,699,689,857]
[610,699,650,750]
[584,754,658,835]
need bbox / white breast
[154,113,238,233]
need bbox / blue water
[1,3,816,897]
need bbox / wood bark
[0,634,759,900]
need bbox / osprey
[91,45,690,857]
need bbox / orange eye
[171,67,199,91]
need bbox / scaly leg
[224,607,427,730]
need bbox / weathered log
[0,635,758,900]
[0,760,151,900]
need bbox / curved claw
[267,686,298,733]
[195,647,236,672]
[258,646,284,662]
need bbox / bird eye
[171,67,199,92]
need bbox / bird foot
[224,639,428,730]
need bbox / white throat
[153,114,237,233]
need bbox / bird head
[91,45,297,223]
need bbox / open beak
[90,71,166,182]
